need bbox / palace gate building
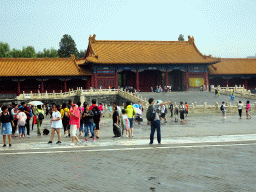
[1,34,256,98]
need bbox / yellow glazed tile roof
[209,58,256,75]
[0,57,91,77]
[85,35,220,64]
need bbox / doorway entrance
[168,70,185,91]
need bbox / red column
[95,73,98,89]
[17,80,20,95]
[165,70,168,86]
[136,70,139,91]
[64,79,67,92]
[185,71,189,91]
[245,78,247,89]
[41,79,44,93]
[115,70,118,89]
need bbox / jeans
[79,120,84,132]
[128,118,133,128]
[84,124,95,138]
[12,120,18,134]
[150,120,161,143]
[19,126,25,134]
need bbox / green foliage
[37,48,58,58]
[78,49,87,58]
[178,34,185,41]
[8,49,22,58]
[58,34,79,58]
[21,46,36,58]
[0,42,10,57]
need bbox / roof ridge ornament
[89,34,96,43]
[70,54,76,60]
[188,35,194,44]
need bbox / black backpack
[146,105,155,122]
[38,113,44,120]
[220,105,224,111]
[92,106,100,119]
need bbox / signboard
[189,78,205,87]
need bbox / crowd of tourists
[0,96,253,147]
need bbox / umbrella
[134,108,142,115]
[132,104,140,109]
[155,100,163,104]
[28,101,44,106]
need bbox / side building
[81,34,220,92]
[0,55,91,99]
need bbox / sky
[0,0,255,58]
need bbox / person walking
[69,104,81,146]
[21,102,32,137]
[147,98,171,144]
[0,105,14,147]
[159,104,167,123]
[185,102,189,117]
[34,105,44,135]
[113,106,121,137]
[48,104,62,144]
[169,103,173,117]
[61,103,70,137]
[77,102,84,137]
[121,109,130,137]
[179,102,185,122]
[125,101,136,137]
[246,100,251,119]
[82,103,95,142]
[221,102,227,119]
[238,101,243,119]
[16,107,27,137]
[89,99,101,139]
[11,104,19,137]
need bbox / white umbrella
[155,100,163,104]
[28,101,44,106]
[134,108,142,115]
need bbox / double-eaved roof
[85,34,220,64]
[0,56,91,77]
[209,58,256,75]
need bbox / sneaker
[56,141,61,144]
[84,139,88,142]
[27,135,30,138]
[76,140,81,145]
[96,136,99,139]
[64,134,68,138]
[9,144,12,147]
[68,133,70,137]
[3,144,6,147]
[93,138,96,142]
[48,141,52,144]
[69,143,75,146]
[126,135,128,138]
[149,142,153,145]
[22,135,24,138]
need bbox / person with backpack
[0,105,14,147]
[21,102,32,137]
[16,107,27,137]
[220,102,227,119]
[125,101,136,137]
[34,105,44,135]
[89,99,101,139]
[61,103,70,137]
[147,98,171,145]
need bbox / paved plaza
[1,92,256,191]
[137,91,256,105]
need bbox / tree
[21,46,36,58]
[8,48,22,58]
[178,34,185,41]
[78,49,87,58]
[0,42,10,57]
[37,47,58,58]
[58,34,78,58]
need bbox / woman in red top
[69,104,81,146]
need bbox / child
[246,100,251,119]
[221,102,227,119]
[16,107,27,137]
[185,102,189,117]
[121,109,130,137]
[48,104,62,144]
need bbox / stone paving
[1,93,256,191]
[137,91,256,105]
